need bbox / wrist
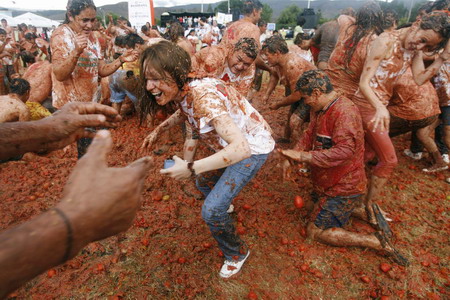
[187,161,197,177]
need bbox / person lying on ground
[279,70,409,267]
[0,129,152,298]
[139,41,275,278]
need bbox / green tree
[277,4,302,29]
[215,0,243,14]
[379,0,409,24]
[105,13,119,26]
[261,3,273,23]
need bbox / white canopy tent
[13,12,60,28]
[0,13,18,26]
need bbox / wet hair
[419,11,450,50]
[118,16,132,27]
[344,1,383,68]
[20,51,36,64]
[9,78,30,96]
[341,7,356,17]
[18,23,28,31]
[141,25,148,33]
[258,20,267,27]
[382,8,399,30]
[429,0,450,11]
[262,35,289,54]
[138,41,191,123]
[295,69,333,96]
[0,28,6,35]
[124,33,144,48]
[297,16,306,26]
[234,37,259,59]
[24,33,36,40]
[64,0,96,24]
[168,22,185,43]
[114,35,126,47]
[242,0,263,15]
[200,17,207,23]
[294,32,311,45]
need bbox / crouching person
[279,70,409,266]
[139,41,275,277]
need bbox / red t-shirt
[295,96,367,197]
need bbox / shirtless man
[0,78,30,123]
[220,0,262,49]
[193,37,259,97]
[260,35,316,142]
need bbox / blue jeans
[197,153,269,261]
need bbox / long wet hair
[64,0,96,24]
[419,11,450,51]
[343,1,384,67]
[137,40,191,123]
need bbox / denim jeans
[197,153,269,261]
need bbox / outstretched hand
[38,102,121,153]
[160,155,191,180]
[57,130,153,252]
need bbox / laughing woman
[139,41,274,278]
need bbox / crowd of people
[0,0,449,295]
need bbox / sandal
[372,204,393,239]
[374,231,410,267]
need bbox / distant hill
[9,0,417,23]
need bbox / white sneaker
[219,250,250,278]
[442,154,449,164]
[226,204,234,213]
[403,149,423,160]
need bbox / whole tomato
[294,195,304,209]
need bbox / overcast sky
[2,0,224,11]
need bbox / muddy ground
[1,84,449,299]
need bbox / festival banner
[128,0,155,28]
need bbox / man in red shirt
[280,70,408,266]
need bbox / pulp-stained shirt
[295,96,366,196]
[50,25,103,109]
[180,77,275,155]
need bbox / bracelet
[53,208,73,263]
[187,162,196,177]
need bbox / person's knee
[306,222,322,240]
[374,153,397,177]
[201,204,225,224]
